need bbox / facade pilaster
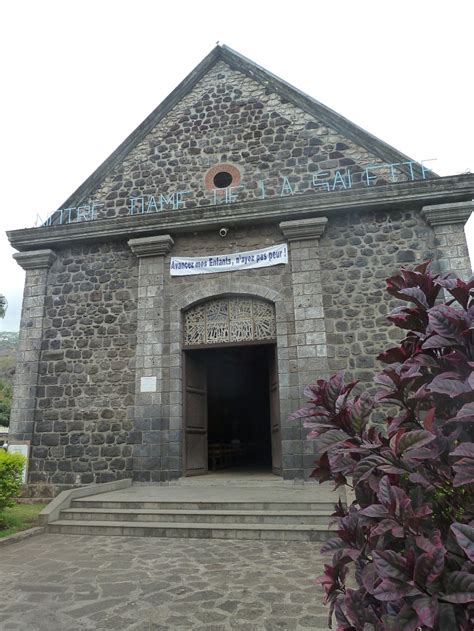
[280,217,330,398]
[421,201,473,278]
[10,249,57,445]
[280,217,330,478]
[128,235,174,482]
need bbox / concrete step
[71,499,336,512]
[47,519,334,542]
[60,507,333,525]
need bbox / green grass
[0,502,47,538]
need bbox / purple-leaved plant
[291,262,474,630]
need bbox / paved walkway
[0,533,329,630]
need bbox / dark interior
[205,345,272,471]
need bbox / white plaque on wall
[140,376,157,392]
[8,442,30,484]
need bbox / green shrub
[0,450,25,513]
[0,378,12,426]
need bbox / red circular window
[204,163,242,190]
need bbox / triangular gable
[55,45,434,218]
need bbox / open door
[269,346,282,475]
[184,352,208,476]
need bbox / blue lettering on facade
[37,159,436,227]
[280,176,294,197]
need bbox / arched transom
[183,297,276,347]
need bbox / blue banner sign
[36,159,436,227]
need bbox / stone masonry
[7,46,474,493]
[27,243,138,490]
[10,250,57,443]
[128,235,174,482]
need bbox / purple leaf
[396,430,436,455]
[413,595,438,627]
[450,523,474,562]
[344,588,368,627]
[422,334,459,349]
[427,373,471,397]
[408,472,435,491]
[382,610,421,631]
[387,307,428,332]
[373,550,410,581]
[349,392,373,434]
[303,382,322,399]
[414,547,445,585]
[369,518,404,539]
[377,476,392,507]
[403,445,440,462]
[437,277,473,309]
[314,429,350,457]
[441,571,474,604]
[378,463,407,474]
[352,455,386,485]
[372,578,419,601]
[468,372,474,390]
[451,443,474,458]
[438,603,458,628]
[361,562,378,594]
[377,346,409,364]
[415,353,439,368]
[428,305,469,342]
[320,537,348,555]
[453,456,474,487]
[360,504,387,518]
[326,372,347,410]
[289,405,317,421]
[398,286,429,309]
[333,600,352,628]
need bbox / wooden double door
[183,344,282,476]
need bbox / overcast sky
[1,0,473,331]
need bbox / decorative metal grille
[184,297,276,346]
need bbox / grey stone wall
[29,242,138,490]
[319,208,438,386]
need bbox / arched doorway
[182,296,281,477]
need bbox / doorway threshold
[175,468,284,487]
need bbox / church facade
[7,46,474,495]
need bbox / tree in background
[0,296,13,427]
[0,381,12,427]
[292,263,474,630]
[0,295,7,319]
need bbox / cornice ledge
[421,200,473,226]
[13,249,57,270]
[128,234,174,257]
[7,175,474,253]
[279,217,328,241]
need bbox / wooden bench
[208,443,244,470]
